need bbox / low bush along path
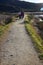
[0,19,43,65]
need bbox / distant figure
[18,11,24,19]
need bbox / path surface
[0,19,42,65]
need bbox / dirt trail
[0,19,42,65]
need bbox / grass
[25,24,43,52]
[0,24,10,37]
[25,15,43,60]
[0,16,13,37]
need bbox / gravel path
[0,19,42,65]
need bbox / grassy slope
[25,15,43,60]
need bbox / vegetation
[37,22,43,30]
[36,22,43,39]
[0,17,13,37]
[4,17,12,24]
[0,24,9,36]
[0,0,43,13]
[25,15,43,60]
[39,53,43,60]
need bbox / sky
[20,0,43,3]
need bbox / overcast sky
[20,0,43,3]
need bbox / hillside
[0,0,43,13]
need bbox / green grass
[25,15,43,59]
[0,24,9,36]
[25,24,43,52]
[0,17,13,37]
